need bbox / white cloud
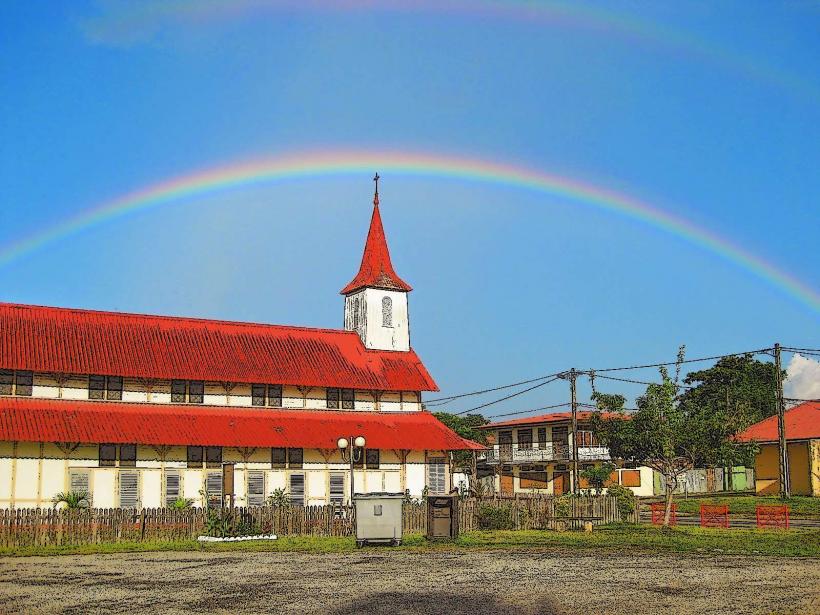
[784,353,820,401]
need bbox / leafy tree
[679,355,777,482]
[592,347,756,526]
[580,462,616,495]
[51,491,90,509]
[433,412,488,474]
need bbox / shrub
[169,497,193,510]
[51,491,90,509]
[476,503,514,530]
[580,463,616,495]
[266,488,290,508]
[607,484,637,520]
[554,494,576,518]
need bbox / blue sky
[1,1,819,416]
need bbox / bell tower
[341,174,411,352]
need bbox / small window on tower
[353,297,360,329]
[382,296,392,327]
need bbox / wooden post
[570,369,580,495]
[774,343,790,498]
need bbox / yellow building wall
[755,442,813,496]
[811,440,820,497]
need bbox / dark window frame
[119,443,137,467]
[14,371,33,396]
[267,384,283,407]
[517,428,533,450]
[205,446,222,468]
[187,446,204,468]
[189,381,205,404]
[252,384,267,407]
[327,388,340,409]
[271,447,287,468]
[287,448,303,469]
[365,448,380,469]
[0,369,12,395]
[172,380,187,403]
[341,388,355,410]
[99,444,117,467]
[106,376,123,401]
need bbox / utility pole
[569,368,580,495]
[774,343,790,498]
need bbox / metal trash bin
[353,492,404,547]
[427,494,459,539]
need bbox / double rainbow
[1,149,817,314]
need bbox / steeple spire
[340,175,412,295]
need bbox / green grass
[666,495,820,518]
[2,526,818,558]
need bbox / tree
[580,462,616,495]
[592,348,756,527]
[679,355,778,486]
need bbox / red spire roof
[340,180,412,295]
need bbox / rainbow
[2,149,818,313]
[82,0,819,104]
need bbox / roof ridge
[0,301,360,337]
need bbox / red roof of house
[0,303,437,391]
[0,397,483,450]
[340,197,412,295]
[736,401,820,443]
[479,411,621,429]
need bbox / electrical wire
[423,371,564,406]
[451,376,561,416]
[587,372,694,390]
[589,348,772,373]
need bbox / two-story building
[0,184,482,509]
[478,412,653,496]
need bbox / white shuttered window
[289,474,305,507]
[119,471,139,508]
[247,471,266,507]
[165,471,181,506]
[329,473,345,505]
[427,458,446,495]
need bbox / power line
[481,401,572,420]
[451,376,561,416]
[589,348,772,373]
[782,346,820,353]
[587,372,694,390]
[423,371,563,406]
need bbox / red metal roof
[480,411,621,429]
[340,197,412,295]
[0,397,483,450]
[0,303,437,391]
[736,401,820,443]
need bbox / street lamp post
[337,435,366,505]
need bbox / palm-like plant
[52,491,90,509]
[169,497,194,510]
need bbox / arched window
[353,297,360,329]
[382,296,393,327]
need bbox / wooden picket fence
[0,496,632,548]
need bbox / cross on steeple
[373,172,380,205]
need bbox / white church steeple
[341,175,411,352]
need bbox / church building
[0,181,481,509]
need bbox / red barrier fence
[700,504,729,528]
[756,505,789,530]
[650,502,676,526]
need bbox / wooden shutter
[289,474,305,506]
[329,473,345,504]
[206,471,222,506]
[427,458,446,494]
[247,471,265,506]
[165,471,181,506]
[119,471,139,508]
[69,470,90,504]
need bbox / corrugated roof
[0,303,437,391]
[736,401,820,443]
[340,198,412,295]
[0,397,483,450]
[480,411,621,429]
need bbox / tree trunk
[663,471,675,527]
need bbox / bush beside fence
[0,496,634,548]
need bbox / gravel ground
[0,549,818,615]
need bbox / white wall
[344,288,410,352]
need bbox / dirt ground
[0,549,818,615]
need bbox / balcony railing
[477,443,611,465]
